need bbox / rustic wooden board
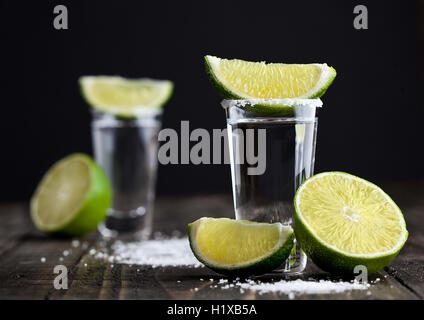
[0,182,423,300]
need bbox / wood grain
[0,182,423,300]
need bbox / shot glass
[91,109,162,239]
[223,99,322,274]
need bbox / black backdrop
[0,0,422,201]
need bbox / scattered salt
[89,249,96,255]
[63,250,70,257]
[96,238,202,268]
[233,279,369,296]
[40,257,46,263]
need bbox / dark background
[0,0,422,201]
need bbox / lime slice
[31,153,111,237]
[294,172,408,274]
[188,217,294,276]
[79,76,173,118]
[205,55,336,100]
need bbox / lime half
[294,172,408,274]
[79,76,173,118]
[188,217,294,276]
[31,153,111,237]
[205,55,336,100]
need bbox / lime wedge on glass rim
[294,172,408,274]
[31,153,111,237]
[79,76,173,118]
[205,55,336,116]
[188,217,294,276]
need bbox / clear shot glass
[91,109,162,240]
[223,99,322,274]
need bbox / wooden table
[0,181,423,300]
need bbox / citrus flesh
[79,76,173,118]
[294,172,408,274]
[31,153,111,236]
[205,55,336,100]
[188,217,294,276]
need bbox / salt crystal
[95,252,104,259]
[40,257,46,263]
[63,250,69,257]
[71,240,80,248]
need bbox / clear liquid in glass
[91,111,161,239]
[227,115,318,274]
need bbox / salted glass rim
[221,98,323,109]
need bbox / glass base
[98,207,152,241]
[273,245,307,275]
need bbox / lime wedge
[188,217,294,276]
[79,76,173,118]
[31,153,111,237]
[205,55,336,100]
[294,172,408,274]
